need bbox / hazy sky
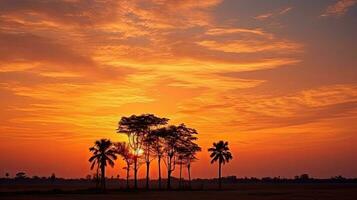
[0,0,357,179]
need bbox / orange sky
[1,0,357,179]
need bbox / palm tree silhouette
[208,141,233,189]
[89,139,117,190]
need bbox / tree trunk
[126,163,130,189]
[101,164,106,190]
[167,169,171,190]
[96,164,99,189]
[146,161,150,189]
[179,162,182,189]
[218,162,222,190]
[167,156,173,190]
[134,158,138,189]
[187,164,191,189]
[158,156,162,189]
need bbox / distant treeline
[194,175,357,184]
[2,174,357,184]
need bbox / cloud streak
[321,0,357,17]
[255,7,293,20]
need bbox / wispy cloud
[321,0,357,17]
[196,40,301,54]
[177,83,357,132]
[255,7,293,20]
[205,28,267,36]
[0,0,303,142]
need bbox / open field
[1,184,357,200]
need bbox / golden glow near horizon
[0,0,357,179]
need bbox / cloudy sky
[0,0,357,179]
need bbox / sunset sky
[1,0,357,179]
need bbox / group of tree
[2,172,57,181]
[89,113,226,190]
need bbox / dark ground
[1,183,357,200]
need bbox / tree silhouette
[183,142,201,188]
[158,124,199,189]
[50,173,56,183]
[93,162,100,188]
[15,172,26,179]
[158,126,179,189]
[142,116,168,189]
[114,142,134,189]
[147,130,165,189]
[89,139,117,190]
[208,141,233,190]
[92,172,100,188]
[117,114,168,189]
[177,152,187,189]
[89,146,102,188]
[86,174,92,180]
[176,141,201,189]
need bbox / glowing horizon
[0,0,357,179]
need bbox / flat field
[1,184,357,200]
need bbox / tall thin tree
[208,141,233,190]
[117,114,168,189]
[148,131,165,189]
[184,142,201,189]
[177,152,187,189]
[142,117,168,189]
[160,124,199,189]
[114,142,133,189]
[176,140,201,189]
